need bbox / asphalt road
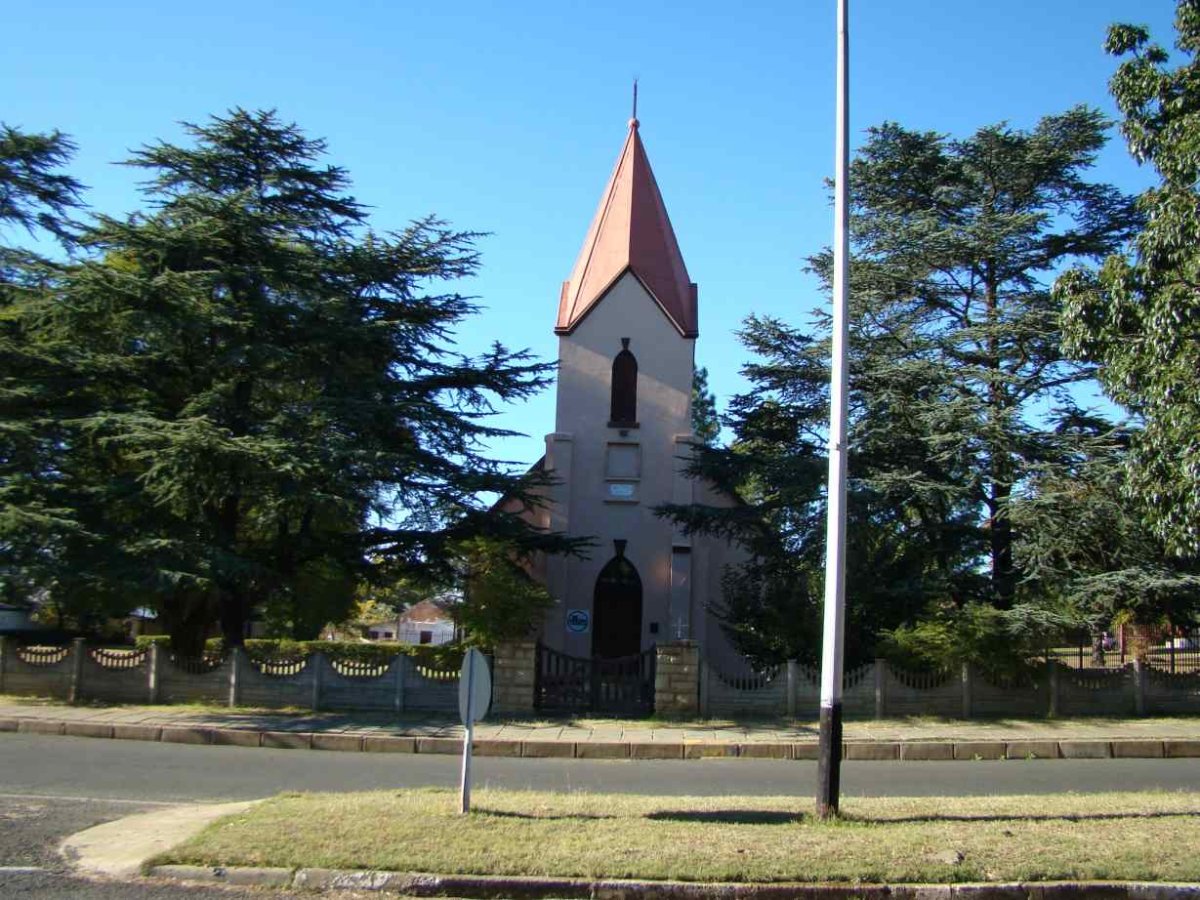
[6,732,1200,800]
[4,733,1200,897]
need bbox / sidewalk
[5,698,1200,759]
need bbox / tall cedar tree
[662,108,1138,666]
[1059,1,1200,557]
[690,365,720,446]
[9,110,572,651]
[0,125,84,606]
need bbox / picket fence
[700,656,1200,719]
[0,638,463,713]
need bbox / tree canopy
[1058,0,1200,558]
[1,110,573,651]
[662,108,1140,666]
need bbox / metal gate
[534,643,656,715]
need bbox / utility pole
[817,0,850,821]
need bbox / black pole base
[816,701,843,820]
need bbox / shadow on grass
[646,810,806,825]
[644,809,1200,826]
[477,809,619,821]
[841,810,1200,825]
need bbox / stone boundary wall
[0,637,467,714]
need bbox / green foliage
[690,365,720,446]
[3,109,577,655]
[662,109,1137,664]
[881,603,1044,677]
[0,123,81,241]
[0,125,86,607]
[1012,428,1200,630]
[456,536,553,649]
[1058,1,1200,557]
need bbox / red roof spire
[555,117,699,338]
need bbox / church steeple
[555,117,699,338]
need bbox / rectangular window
[419,631,433,644]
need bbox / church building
[524,114,744,665]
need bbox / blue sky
[2,0,1178,468]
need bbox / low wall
[0,638,467,715]
[699,656,1199,720]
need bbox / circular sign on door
[565,609,590,634]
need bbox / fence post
[1048,659,1060,718]
[786,659,799,720]
[311,651,325,712]
[0,635,8,694]
[961,662,973,719]
[148,642,162,704]
[654,642,700,718]
[491,641,537,715]
[874,658,887,720]
[1132,659,1146,716]
[68,638,86,705]
[394,653,407,714]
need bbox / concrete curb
[9,714,1199,761]
[142,866,1200,898]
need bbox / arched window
[610,338,637,425]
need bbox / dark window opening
[610,341,637,425]
[419,630,433,644]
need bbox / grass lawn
[154,789,1200,884]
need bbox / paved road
[5,733,1200,898]
[6,732,1200,801]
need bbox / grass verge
[154,789,1200,884]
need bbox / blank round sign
[458,648,491,725]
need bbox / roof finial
[629,78,639,130]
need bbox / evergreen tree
[0,125,84,606]
[1059,1,1200,557]
[690,365,720,446]
[5,110,573,650]
[1012,426,1200,658]
[663,109,1138,664]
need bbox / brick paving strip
[5,701,1200,760]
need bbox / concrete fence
[0,637,465,714]
[699,656,1200,719]
[6,635,1200,720]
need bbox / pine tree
[1059,1,1200,557]
[6,110,573,650]
[662,109,1139,664]
[690,365,720,446]
[0,125,84,606]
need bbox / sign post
[458,648,491,814]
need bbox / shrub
[880,603,1042,678]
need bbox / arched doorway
[591,553,642,659]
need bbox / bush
[880,603,1042,678]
